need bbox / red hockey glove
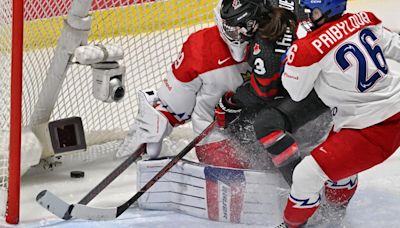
[214,91,242,128]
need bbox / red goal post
[8,0,24,224]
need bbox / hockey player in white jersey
[117,0,275,169]
[277,0,400,227]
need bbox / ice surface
[5,0,400,227]
[11,147,400,228]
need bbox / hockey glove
[214,91,242,128]
[116,90,173,159]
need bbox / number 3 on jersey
[254,58,266,75]
[336,28,388,92]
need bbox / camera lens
[109,77,125,102]
[114,87,125,101]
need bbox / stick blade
[70,203,117,220]
[36,190,72,220]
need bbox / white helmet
[214,0,271,62]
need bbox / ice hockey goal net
[0,0,216,224]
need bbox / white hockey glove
[116,90,173,158]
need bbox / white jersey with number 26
[282,12,400,132]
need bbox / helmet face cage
[221,19,257,43]
[218,0,270,43]
[214,6,249,62]
[215,6,242,45]
[300,0,347,22]
[214,0,271,61]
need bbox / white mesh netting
[0,0,13,217]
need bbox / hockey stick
[49,121,217,221]
[36,144,145,219]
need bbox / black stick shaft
[116,121,217,217]
[78,145,145,205]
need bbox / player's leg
[324,175,358,206]
[282,158,359,227]
[313,112,400,181]
[254,107,302,185]
[304,175,359,226]
[253,91,328,185]
[283,155,325,227]
[283,112,400,227]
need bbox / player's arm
[214,82,275,129]
[365,12,400,62]
[157,70,200,126]
[116,72,201,159]
[117,37,202,158]
[380,27,400,62]
[281,43,322,102]
[157,35,204,125]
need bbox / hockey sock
[324,175,358,206]
[283,195,320,228]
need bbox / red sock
[324,177,358,206]
[283,195,320,228]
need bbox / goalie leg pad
[195,139,249,169]
[137,158,286,225]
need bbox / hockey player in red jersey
[275,0,400,227]
[117,0,274,169]
[118,0,322,171]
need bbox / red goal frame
[8,0,23,224]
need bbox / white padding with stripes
[137,158,289,226]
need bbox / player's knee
[254,108,292,155]
[291,156,328,197]
[253,108,299,167]
[253,108,286,141]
